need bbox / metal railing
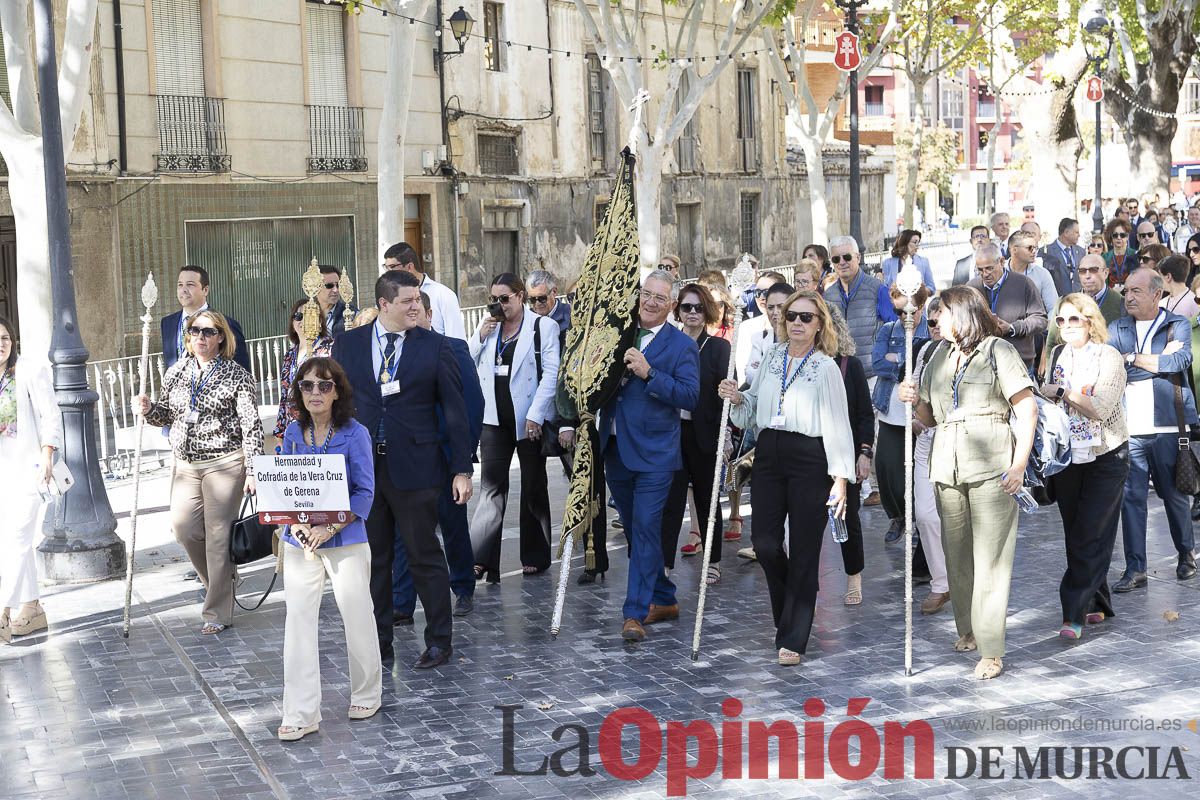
[89,335,288,478]
[307,105,367,172]
[155,94,230,173]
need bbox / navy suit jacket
[326,299,359,339]
[599,323,700,473]
[439,337,484,459]
[1038,241,1086,296]
[161,309,251,372]
[1108,312,1198,429]
[332,323,472,490]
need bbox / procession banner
[252,454,351,525]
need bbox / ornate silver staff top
[729,255,756,305]
[895,260,924,311]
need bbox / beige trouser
[282,542,382,728]
[934,474,1019,659]
[171,454,245,626]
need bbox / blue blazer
[332,323,472,490]
[161,309,251,372]
[599,323,700,473]
[881,255,936,292]
[441,337,484,459]
[1108,312,1198,429]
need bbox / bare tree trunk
[634,139,664,268]
[903,75,927,229]
[798,130,830,244]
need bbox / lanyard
[189,358,220,410]
[1059,242,1073,269]
[837,271,865,316]
[1111,252,1129,282]
[985,270,1008,312]
[778,347,815,413]
[951,350,979,410]
[307,424,335,454]
[1136,310,1164,355]
[1094,287,1107,308]
[375,328,402,383]
[495,318,523,364]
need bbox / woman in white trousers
[913,301,951,614]
[0,316,63,644]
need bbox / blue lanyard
[1059,242,1073,269]
[375,328,402,383]
[189,358,220,410]
[778,347,815,413]
[1136,310,1164,355]
[837,271,865,316]
[951,350,979,410]
[307,424,335,454]
[495,319,523,364]
[1094,287,1107,308]
[985,270,1008,312]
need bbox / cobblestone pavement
[2,463,1199,799]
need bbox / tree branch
[0,0,40,135]
[58,0,99,154]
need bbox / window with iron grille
[977,91,996,119]
[1186,81,1200,115]
[478,133,520,175]
[736,69,758,172]
[675,70,698,173]
[0,17,7,177]
[864,85,885,116]
[305,1,365,171]
[152,0,228,171]
[483,2,505,72]
[587,54,609,170]
[740,194,760,257]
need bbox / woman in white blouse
[718,291,855,667]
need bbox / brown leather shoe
[621,618,646,641]
[643,604,680,625]
[863,491,881,507]
[920,592,951,615]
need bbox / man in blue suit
[392,292,484,621]
[601,270,700,642]
[332,270,473,669]
[160,265,250,371]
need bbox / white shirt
[745,329,775,386]
[421,275,466,340]
[729,344,856,480]
[637,322,665,351]
[735,313,771,383]
[1015,262,1059,316]
[1125,313,1174,436]
[370,320,406,382]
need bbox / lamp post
[1083,8,1112,234]
[32,0,124,581]
[836,0,868,250]
[434,2,474,298]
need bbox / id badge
[769,413,786,429]
[185,410,200,425]
[381,380,401,397]
[494,365,511,377]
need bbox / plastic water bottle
[829,508,849,543]
[1003,473,1039,514]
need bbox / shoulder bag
[1171,374,1200,495]
[532,316,565,458]
[229,494,282,611]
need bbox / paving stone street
[2,462,1199,799]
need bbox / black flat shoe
[474,565,500,584]
[1113,572,1147,593]
[1177,552,1197,580]
[392,611,414,626]
[414,645,453,669]
[577,570,606,585]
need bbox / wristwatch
[645,367,657,382]
[1125,352,1137,365]
[1054,387,1066,401]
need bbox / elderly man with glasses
[527,270,571,350]
[953,225,993,286]
[822,235,896,380]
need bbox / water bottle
[829,508,849,543]
[1002,472,1039,514]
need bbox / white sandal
[277,723,319,742]
[705,564,721,585]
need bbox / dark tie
[380,332,399,383]
[637,328,652,348]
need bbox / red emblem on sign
[1086,76,1104,102]
[833,30,861,73]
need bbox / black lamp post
[1083,8,1112,234]
[32,0,124,581]
[836,0,869,250]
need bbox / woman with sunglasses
[470,273,561,581]
[272,298,334,441]
[1102,219,1135,288]
[897,287,1038,680]
[134,310,263,635]
[662,284,730,584]
[0,316,62,644]
[1184,232,1200,288]
[1039,294,1128,640]
[276,357,380,741]
[718,291,854,666]
[1086,234,1107,257]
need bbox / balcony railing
[308,105,367,172]
[155,95,230,172]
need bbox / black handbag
[1170,375,1200,495]
[229,495,276,566]
[532,315,566,458]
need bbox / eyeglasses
[527,294,551,306]
[1111,232,1129,239]
[831,253,855,264]
[1139,255,1156,264]
[1055,315,1086,327]
[784,310,817,323]
[187,326,219,338]
[488,293,513,304]
[639,290,670,305]
[1078,267,1103,275]
[292,312,305,322]
[298,379,335,395]
[678,302,703,314]
[323,282,339,290]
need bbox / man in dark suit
[318,264,359,338]
[332,270,473,669]
[1039,218,1086,296]
[392,292,484,621]
[951,226,991,286]
[160,265,250,371]
[601,270,700,642]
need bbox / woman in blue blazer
[881,229,936,291]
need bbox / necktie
[380,332,399,383]
[637,328,652,349]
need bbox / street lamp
[1082,7,1112,234]
[448,6,474,51]
[835,0,869,250]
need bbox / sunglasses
[298,379,336,395]
[831,253,855,264]
[187,326,219,338]
[785,310,817,323]
[1139,255,1156,264]
[754,288,770,298]
[1111,232,1129,239]
[1078,267,1103,274]
[292,312,305,322]
[1055,315,1086,327]
[323,282,339,290]
[527,295,551,306]
[489,294,513,304]
[1138,232,1156,238]
[1188,247,1200,255]
[678,302,703,313]
[927,319,939,329]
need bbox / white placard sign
[253,454,351,525]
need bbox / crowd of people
[4,192,1200,738]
